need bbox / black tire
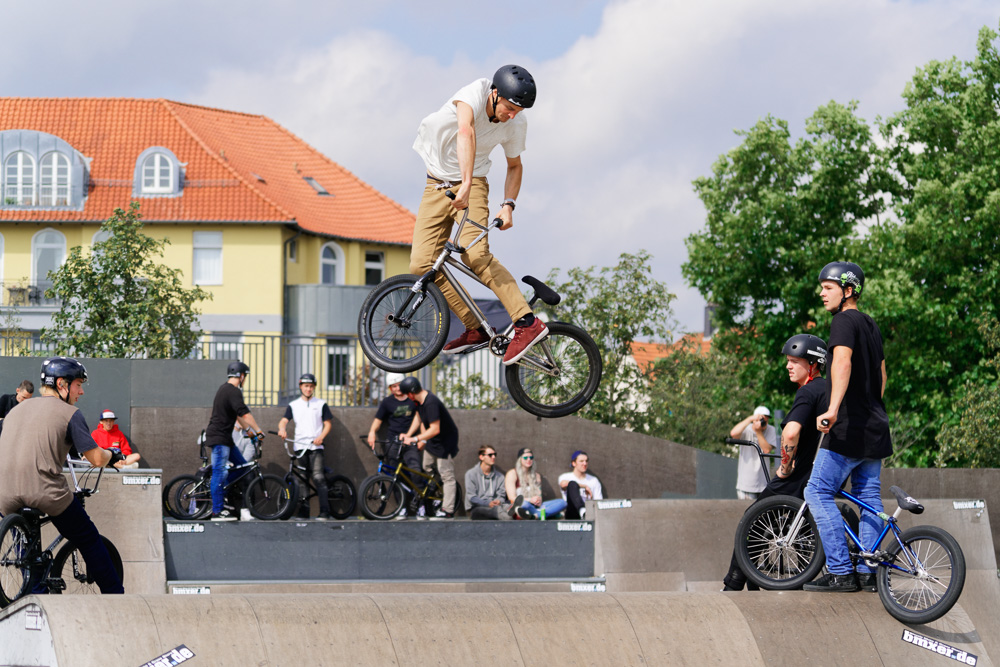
[505,321,603,418]
[51,536,124,595]
[163,472,207,520]
[327,475,357,519]
[735,495,825,590]
[360,475,407,520]
[281,475,301,520]
[244,474,294,520]
[358,274,450,372]
[171,475,212,520]
[877,525,966,625]
[0,514,34,607]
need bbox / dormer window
[0,130,88,210]
[3,151,36,206]
[40,152,71,206]
[133,146,183,197]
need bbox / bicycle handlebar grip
[821,419,830,427]
[444,190,456,200]
[493,217,503,227]
[106,450,125,468]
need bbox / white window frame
[326,337,353,389]
[4,151,36,206]
[31,228,66,287]
[39,152,71,206]
[141,153,174,194]
[364,250,385,286]
[320,241,345,285]
[193,231,223,285]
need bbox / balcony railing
[1,281,60,308]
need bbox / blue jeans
[519,499,567,518]
[804,449,883,575]
[210,444,247,515]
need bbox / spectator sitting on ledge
[464,445,522,520]
[505,447,567,520]
[91,409,141,469]
[558,450,602,519]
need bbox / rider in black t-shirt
[399,376,460,519]
[803,261,891,593]
[722,334,829,591]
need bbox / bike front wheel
[358,274,450,372]
[0,514,34,607]
[735,494,825,590]
[327,475,357,519]
[171,475,212,520]
[505,321,603,418]
[877,525,966,625]
[244,474,294,520]
[360,475,406,520]
[51,536,124,595]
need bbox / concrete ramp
[0,592,992,667]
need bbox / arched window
[4,151,35,206]
[32,228,66,287]
[141,152,174,194]
[39,152,71,206]
[320,242,345,285]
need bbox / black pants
[50,496,124,594]
[302,449,330,515]
[564,481,588,519]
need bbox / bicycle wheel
[163,472,206,520]
[360,475,406,520]
[327,475,357,519]
[358,274,450,372]
[505,321,603,418]
[244,474,294,520]
[171,475,212,520]
[51,536,124,595]
[735,495,825,590]
[0,514,34,607]
[877,525,966,625]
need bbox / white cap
[385,373,406,386]
[100,409,117,420]
[753,406,771,417]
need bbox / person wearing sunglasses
[504,447,566,520]
[464,445,522,520]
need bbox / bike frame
[367,439,442,503]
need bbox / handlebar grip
[444,190,456,200]
[268,430,279,435]
[493,217,503,227]
[821,419,830,427]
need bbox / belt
[427,174,460,187]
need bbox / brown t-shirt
[0,396,98,516]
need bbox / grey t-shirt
[736,424,777,494]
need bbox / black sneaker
[802,573,859,592]
[210,510,238,522]
[857,572,877,592]
[507,494,524,518]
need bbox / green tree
[41,202,211,358]
[432,362,510,410]
[540,250,675,430]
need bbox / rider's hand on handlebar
[495,204,513,230]
[449,183,471,210]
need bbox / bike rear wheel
[735,495,825,590]
[244,474,294,520]
[877,525,966,624]
[51,536,124,595]
[171,475,212,520]
[505,321,603,418]
[327,475,357,519]
[358,274,450,372]
[0,514,34,607]
[360,475,407,520]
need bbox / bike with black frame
[359,435,461,520]
[268,431,357,519]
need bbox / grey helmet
[781,334,828,369]
[492,65,536,108]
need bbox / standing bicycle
[270,431,357,520]
[0,357,125,601]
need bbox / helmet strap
[488,90,499,124]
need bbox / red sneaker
[442,328,490,354]
[503,318,549,365]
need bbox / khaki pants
[410,177,531,330]
[422,449,457,515]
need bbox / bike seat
[522,275,561,306]
[890,485,924,515]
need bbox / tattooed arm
[776,421,801,479]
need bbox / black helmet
[227,361,250,378]
[299,373,317,385]
[40,357,88,388]
[492,65,536,109]
[818,261,865,298]
[398,376,422,394]
[782,334,828,367]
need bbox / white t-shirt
[558,472,603,502]
[286,396,330,451]
[736,424,777,493]
[413,78,527,181]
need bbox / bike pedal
[45,578,66,592]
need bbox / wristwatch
[501,199,516,211]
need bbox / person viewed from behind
[91,409,141,469]
[722,334,830,591]
[730,406,777,500]
[399,376,459,519]
[803,262,891,593]
[411,64,549,366]
[465,445,521,520]
[558,450,602,520]
[368,372,420,518]
[204,361,264,522]
[0,379,33,420]
[505,447,567,520]
[277,373,334,520]
[0,357,124,594]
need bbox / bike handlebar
[443,189,504,228]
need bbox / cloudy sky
[4,0,997,337]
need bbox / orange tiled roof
[0,98,414,244]
[631,334,711,373]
